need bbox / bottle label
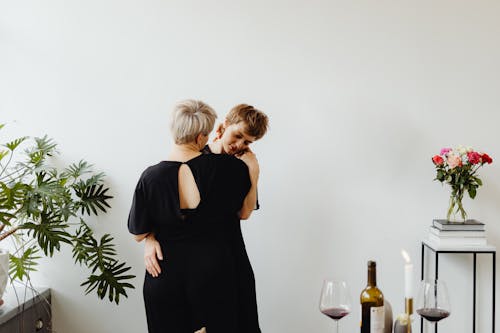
[359,305,362,327]
[370,306,385,333]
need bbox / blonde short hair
[171,100,217,144]
[226,104,268,140]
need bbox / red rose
[481,153,493,164]
[467,151,481,165]
[432,155,444,165]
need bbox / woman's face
[220,122,257,155]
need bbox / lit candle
[401,249,413,298]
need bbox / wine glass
[319,279,352,332]
[416,279,451,329]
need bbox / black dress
[128,153,260,333]
[201,145,261,333]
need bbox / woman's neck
[208,141,224,154]
[168,143,201,162]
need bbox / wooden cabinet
[0,287,51,333]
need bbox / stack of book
[428,219,486,246]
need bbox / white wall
[1,1,500,332]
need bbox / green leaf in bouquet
[468,186,477,199]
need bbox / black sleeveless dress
[201,145,261,333]
[128,153,260,333]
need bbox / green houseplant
[0,124,134,304]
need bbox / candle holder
[405,297,413,333]
[394,298,413,333]
[405,297,413,316]
[393,313,411,333]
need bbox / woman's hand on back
[144,233,163,277]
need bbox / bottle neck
[367,267,377,286]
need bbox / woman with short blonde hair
[129,99,256,332]
[143,102,269,332]
[170,100,217,144]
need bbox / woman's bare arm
[133,232,164,277]
[134,232,149,242]
[144,233,163,277]
[238,150,260,220]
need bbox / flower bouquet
[432,146,493,222]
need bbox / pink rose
[440,148,452,155]
[467,151,481,165]
[432,155,444,165]
[447,154,462,169]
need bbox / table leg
[435,251,439,333]
[493,252,496,333]
[421,243,425,281]
[473,253,476,333]
[421,243,425,333]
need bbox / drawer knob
[35,318,44,331]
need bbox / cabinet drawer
[0,288,51,333]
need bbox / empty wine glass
[416,279,451,329]
[319,279,352,332]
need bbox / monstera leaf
[0,127,135,304]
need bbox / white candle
[401,249,413,298]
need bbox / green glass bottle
[360,261,384,333]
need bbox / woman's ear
[215,123,225,140]
[195,133,206,147]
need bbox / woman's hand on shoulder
[144,233,163,277]
[237,149,260,180]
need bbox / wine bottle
[360,261,384,333]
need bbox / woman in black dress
[128,100,257,333]
[144,104,269,332]
[202,104,268,332]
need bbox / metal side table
[420,239,496,333]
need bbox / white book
[429,226,486,238]
[428,233,487,246]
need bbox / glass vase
[446,190,467,222]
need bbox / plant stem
[0,168,28,182]
[0,153,13,178]
[447,185,467,222]
[0,226,19,241]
